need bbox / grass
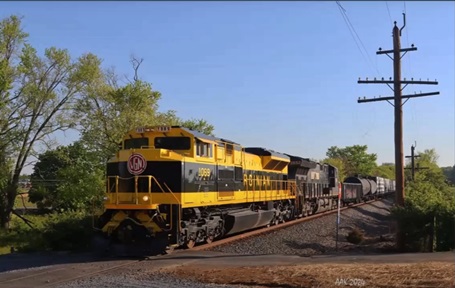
[0,246,11,254]
[14,191,37,209]
[0,194,39,254]
[0,214,47,255]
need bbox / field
[0,193,36,254]
[13,192,37,210]
[166,262,455,288]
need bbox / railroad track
[187,199,379,252]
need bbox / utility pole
[405,142,429,181]
[405,144,419,181]
[357,14,439,252]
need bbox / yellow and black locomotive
[93,126,341,254]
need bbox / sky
[1,1,454,174]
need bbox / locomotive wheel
[186,239,196,249]
[271,215,279,226]
[206,235,214,244]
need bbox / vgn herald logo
[127,153,147,175]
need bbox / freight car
[92,126,395,255]
[342,175,396,204]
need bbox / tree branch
[130,55,143,82]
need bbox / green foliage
[391,149,455,252]
[41,212,94,251]
[325,145,377,178]
[346,227,364,244]
[75,60,215,160]
[441,166,455,185]
[180,118,215,136]
[28,141,104,213]
[0,212,94,253]
[372,164,395,179]
[0,14,107,227]
[14,194,36,209]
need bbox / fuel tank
[223,209,275,235]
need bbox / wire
[403,1,419,146]
[385,2,393,26]
[335,1,381,76]
[404,1,413,78]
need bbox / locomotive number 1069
[198,168,212,179]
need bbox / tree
[372,164,395,179]
[326,145,377,178]
[28,141,104,212]
[412,149,447,190]
[144,109,215,135]
[0,15,103,228]
[391,148,455,252]
[75,56,215,160]
[441,166,455,185]
[180,118,215,136]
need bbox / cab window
[124,138,149,149]
[195,139,212,157]
[154,137,191,150]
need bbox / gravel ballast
[207,197,396,256]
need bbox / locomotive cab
[95,126,200,254]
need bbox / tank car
[368,176,385,196]
[343,176,377,201]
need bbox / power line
[336,2,368,66]
[336,1,381,76]
[385,2,393,26]
[402,1,419,148]
[404,1,413,78]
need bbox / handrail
[162,182,181,233]
[162,182,181,205]
[115,176,119,205]
[105,175,182,205]
[244,178,295,200]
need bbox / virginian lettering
[243,173,271,188]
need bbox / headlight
[103,196,109,201]
[142,196,149,201]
